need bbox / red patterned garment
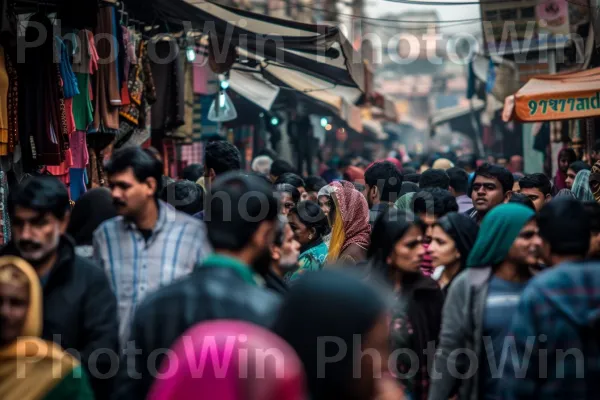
[330,180,371,253]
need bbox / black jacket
[112,262,282,400]
[0,236,119,400]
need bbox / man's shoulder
[136,268,280,318]
[164,208,206,230]
[71,254,111,282]
[92,216,126,239]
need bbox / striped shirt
[92,200,211,344]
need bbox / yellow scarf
[0,256,79,400]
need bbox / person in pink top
[147,321,307,400]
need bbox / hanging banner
[536,0,570,35]
[512,68,600,122]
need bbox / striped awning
[124,0,364,90]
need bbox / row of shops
[0,0,398,211]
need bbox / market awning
[507,67,600,122]
[125,0,364,90]
[431,99,485,127]
[229,69,280,111]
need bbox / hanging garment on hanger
[90,6,120,135]
[19,13,69,168]
[0,46,9,155]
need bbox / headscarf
[343,166,365,184]
[148,321,306,400]
[395,192,416,212]
[273,270,387,400]
[590,160,600,203]
[327,181,371,261]
[554,147,577,191]
[0,257,87,400]
[572,170,595,202]
[507,155,524,173]
[466,204,535,268]
[554,188,576,199]
[67,188,118,246]
[436,213,479,269]
[432,158,454,170]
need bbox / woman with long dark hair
[429,212,479,294]
[368,209,444,400]
[287,201,330,280]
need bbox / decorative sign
[536,0,570,35]
[517,91,600,121]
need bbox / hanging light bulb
[208,90,237,122]
[270,116,279,126]
[320,117,328,127]
[186,47,196,62]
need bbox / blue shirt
[480,276,527,399]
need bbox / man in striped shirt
[93,147,211,344]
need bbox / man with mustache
[262,216,301,294]
[0,176,118,400]
[92,147,211,346]
[113,172,282,400]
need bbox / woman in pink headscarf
[147,321,306,400]
[325,180,371,264]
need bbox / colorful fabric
[0,256,94,400]
[395,192,415,212]
[72,73,93,131]
[288,241,328,281]
[92,200,212,344]
[467,203,535,268]
[330,180,371,253]
[502,261,600,399]
[421,242,433,277]
[590,160,600,203]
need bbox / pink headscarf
[343,166,365,184]
[147,321,306,400]
[330,180,371,252]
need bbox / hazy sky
[365,0,482,33]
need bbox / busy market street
[1,0,600,399]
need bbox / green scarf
[466,203,535,268]
[395,192,416,212]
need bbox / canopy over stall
[124,0,364,91]
[505,67,600,122]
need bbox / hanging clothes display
[150,39,185,147]
[18,13,69,169]
[90,5,121,136]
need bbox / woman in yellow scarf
[0,256,94,400]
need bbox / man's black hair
[508,193,535,210]
[412,187,458,218]
[518,173,552,197]
[204,140,242,176]
[404,173,420,184]
[275,183,301,204]
[8,176,70,219]
[105,146,164,196]
[305,176,327,193]
[364,161,403,203]
[473,163,514,194]
[402,167,417,175]
[270,159,296,178]
[419,169,450,190]
[583,202,600,232]
[160,181,204,215]
[446,167,469,194]
[275,173,305,189]
[181,164,204,182]
[205,172,279,250]
[339,156,353,170]
[538,197,590,257]
[569,160,591,174]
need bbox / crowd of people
[2,140,600,400]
